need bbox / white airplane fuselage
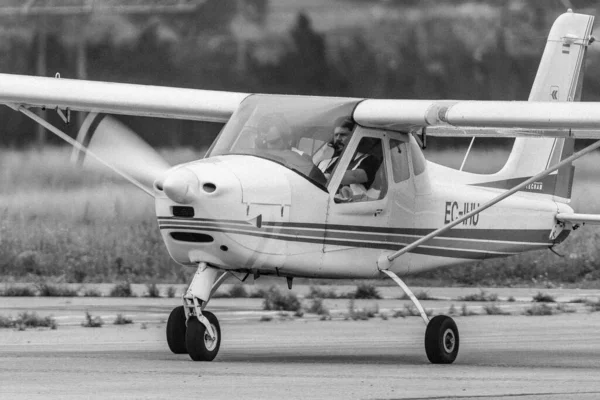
[156,132,573,279]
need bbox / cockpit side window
[333,137,387,203]
[409,137,426,176]
[390,139,410,182]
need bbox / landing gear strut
[166,263,229,361]
[381,269,460,364]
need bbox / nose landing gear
[166,263,229,361]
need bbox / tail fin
[498,10,593,202]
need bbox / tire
[185,311,221,362]
[425,315,459,364]
[166,306,187,354]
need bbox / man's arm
[340,169,368,186]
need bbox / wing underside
[3,78,600,136]
[0,73,249,123]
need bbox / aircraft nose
[161,167,199,204]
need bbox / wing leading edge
[353,99,600,136]
[6,74,600,136]
[0,73,249,123]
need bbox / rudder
[498,10,594,202]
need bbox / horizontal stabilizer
[556,213,600,225]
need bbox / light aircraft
[1,10,599,364]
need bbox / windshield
[207,94,360,189]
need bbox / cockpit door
[387,135,417,242]
[323,128,391,254]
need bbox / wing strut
[379,139,600,265]
[13,105,155,197]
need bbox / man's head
[332,117,355,154]
[264,126,288,150]
[257,113,291,150]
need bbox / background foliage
[3,1,600,285]
[1,0,599,149]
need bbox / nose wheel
[166,306,187,354]
[166,306,222,361]
[186,311,221,361]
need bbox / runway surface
[1,292,600,400]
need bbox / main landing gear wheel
[425,315,459,364]
[166,306,187,354]
[185,311,221,361]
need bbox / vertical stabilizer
[498,10,593,202]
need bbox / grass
[555,303,576,314]
[399,290,435,300]
[458,290,498,302]
[461,304,477,316]
[110,282,135,297]
[532,292,556,303]
[392,304,433,318]
[36,283,79,297]
[82,311,104,327]
[145,283,160,298]
[524,304,554,316]
[113,314,133,325]
[586,300,600,312]
[0,312,57,330]
[307,286,340,299]
[228,284,249,298]
[83,288,102,297]
[482,304,510,315]
[262,286,302,312]
[1,285,36,296]
[0,315,13,328]
[307,298,330,316]
[212,283,251,298]
[0,147,191,283]
[352,283,381,299]
[166,286,176,298]
[346,299,379,320]
[3,147,600,286]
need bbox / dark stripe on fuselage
[158,224,507,259]
[158,217,551,260]
[157,217,550,243]
[470,174,557,195]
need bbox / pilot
[345,137,380,190]
[319,118,378,185]
[317,117,354,177]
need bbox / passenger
[256,114,305,156]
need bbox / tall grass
[3,146,600,285]
[0,147,200,282]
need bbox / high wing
[0,73,249,122]
[4,73,600,135]
[353,99,600,135]
[419,126,598,139]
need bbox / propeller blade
[72,113,171,193]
